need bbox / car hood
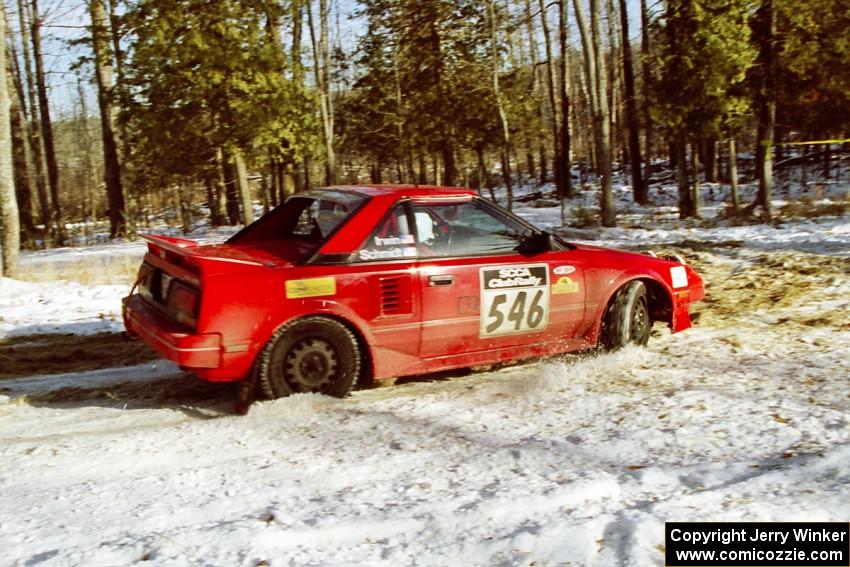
[569,242,676,263]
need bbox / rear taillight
[169,282,200,327]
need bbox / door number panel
[480,264,550,337]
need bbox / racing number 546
[485,289,546,334]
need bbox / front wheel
[600,281,652,350]
[258,316,361,399]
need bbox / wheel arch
[590,274,674,343]
[259,311,375,386]
[639,277,674,326]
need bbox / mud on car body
[123,185,704,405]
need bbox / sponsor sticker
[670,266,688,289]
[552,276,579,294]
[373,234,415,247]
[553,265,577,275]
[359,247,417,261]
[285,277,337,299]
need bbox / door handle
[429,275,454,286]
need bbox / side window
[293,199,351,240]
[292,201,321,238]
[356,205,418,262]
[412,199,532,258]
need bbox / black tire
[258,316,361,399]
[600,281,652,350]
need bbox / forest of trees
[1,0,849,277]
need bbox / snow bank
[0,277,127,338]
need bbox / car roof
[326,184,476,199]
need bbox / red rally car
[123,185,704,403]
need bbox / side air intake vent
[378,275,413,316]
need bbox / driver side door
[413,198,586,360]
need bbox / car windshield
[227,190,367,258]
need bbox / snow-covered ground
[1,170,848,566]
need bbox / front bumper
[122,294,221,369]
[671,279,705,332]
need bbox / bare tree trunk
[606,0,620,158]
[219,148,240,225]
[728,138,739,211]
[320,0,334,184]
[307,0,335,185]
[591,0,615,226]
[106,0,131,201]
[538,0,562,194]
[290,2,307,192]
[675,130,694,218]
[417,152,427,185]
[209,152,226,225]
[291,0,303,79]
[267,153,279,207]
[704,139,717,183]
[618,0,646,204]
[275,161,285,201]
[691,140,701,217]
[571,63,589,169]
[391,42,410,184]
[1,3,20,276]
[75,76,96,230]
[477,146,497,203]
[640,0,653,190]
[6,37,35,237]
[574,0,615,226]
[281,162,296,198]
[233,150,253,225]
[178,182,192,234]
[522,0,544,185]
[9,84,34,238]
[488,0,513,211]
[29,0,64,243]
[426,14,455,187]
[754,0,775,217]
[204,176,222,226]
[90,0,127,238]
[558,0,573,201]
[17,0,47,229]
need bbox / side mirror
[518,231,555,256]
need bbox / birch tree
[488,0,513,210]
[1,3,20,277]
[29,0,64,242]
[574,0,615,226]
[308,0,336,185]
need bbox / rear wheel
[600,281,652,350]
[259,316,361,399]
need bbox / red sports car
[123,185,704,406]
